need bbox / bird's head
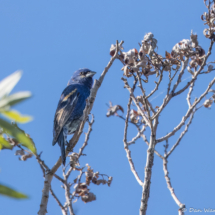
[68,68,96,88]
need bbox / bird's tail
[57,130,66,165]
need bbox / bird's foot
[45,168,52,175]
[67,147,73,152]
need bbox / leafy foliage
[0,184,28,199]
[0,71,36,200]
[0,71,36,153]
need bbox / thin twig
[62,170,74,215]
[146,68,164,99]
[54,174,65,183]
[123,96,143,186]
[127,126,146,145]
[166,109,196,158]
[152,58,189,120]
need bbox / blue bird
[53,68,96,165]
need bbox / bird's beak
[86,71,96,77]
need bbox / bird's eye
[80,71,88,76]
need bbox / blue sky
[0,0,215,215]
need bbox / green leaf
[0,71,22,99]
[0,184,28,199]
[1,110,32,123]
[0,136,12,149]
[0,118,36,154]
[0,91,31,109]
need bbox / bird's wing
[53,85,80,144]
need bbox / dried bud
[196,47,205,57]
[165,51,172,59]
[136,96,144,104]
[143,32,154,42]
[110,44,123,56]
[172,39,192,54]
[107,176,113,187]
[7,137,19,146]
[190,31,199,48]
[208,65,214,73]
[123,49,138,65]
[74,183,88,196]
[15,149,25,156]
[96,179,107,185]
[85,164,94,185]
[212,94,215,103]
[15,149,33,161]
[20,153,33,161]
[141,32,157,56]
[81,192,96,203]
[130,110,139,124]
[68,153,79,169]
[106,102,124,117]
[204,99,213,108]
[122,66,133,77]
[163,61,171,71]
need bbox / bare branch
[63,171,74,215]
[140,134,156,215]
[157,76,215,143]
[163,158,185,214]
[50,187,67,215]
[140,113,157,214]
[186,82,194,108]
[119,114,163,159]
